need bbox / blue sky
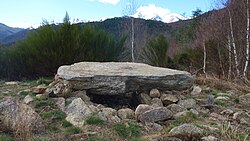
[0,0,212,28]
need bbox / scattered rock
[162,136,182,141]
[23,95,34,104]
[5,81,19,85]
[161,94,179,106]
[117,108,135,119]
[169,124,203,140]
[233,111,250,125]
[135,104,153,120]
[167,104,186,114]
[98,108,120,123]
[177,98,196,109]
[151,98,163,107]
[215,96,230,101]
[239,93,250,105]
[71,90,90,102]
[149,89,161,98]
[89,105,100,113]
[209,112,226,121]
[57,62,194,95]
[220,109,234,115]
[0,97,45,133]
[145,122,163,132]
[138,92,151,105]
[65,98,92,127]
[191,86,202,95]
[139,107,173,123]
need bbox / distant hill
[0,17,191,59]
[0,23,25,44]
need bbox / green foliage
[85,114,104,125]
[0,133,13,141]
[62,120,73,128]
[0,13,126,80]
[112,122,141,138]
[141,34,170,67]
[48,124,59,132]
[214,99,228,107]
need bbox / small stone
[151,98,163,107]
[190,109,199,116]
[177,98,196,109]
[89,105,100,113]
[149,89,161,98]
[162,137,182,141]
[23,95,34,104]
[5,81,19,85]
[101,108,117,117]
[215,96,230,101]
[71,90,90,102]
[209,112,226,121]
[201,135,219,141]
[117,108,135,119]
[191,86,202,95]
[36,93,49,100]
[135,104,153,120]
[169,124,203,140]
[233,111,250,125]
[173,110,189,119]
[239,93,250,105]
[161,94,179,106]
[167,104,186,114]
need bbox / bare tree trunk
[131,18,135,62]
[228,35,232,79]
[228,8,240,77]
[217,43,225,78]
[203,40,207,78]
[244,0,250,78]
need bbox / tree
[141,34,170,67]
[123,0,140,62]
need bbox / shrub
[40,110,66,120]
[0,133,13,141]
[33,99,54,108]
[112,122,141,138]
[85,114,104,125]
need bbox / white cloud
[133,4,186,23]
[90,0,120,5]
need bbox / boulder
[151,98,163,107]
[57,62,193,95]
[149,89,161,98]
[167,104,186,114]
[117,108,135,119]
[169,124,203,140]
[161,94,179,106]
[0,97,45,133]
[135,104,153,120]
[65,98,92,127]
[139,107,173,123]
[239,93,250,105]
[51,97,66,112]
[138,92,151,105]
[177,98,196,109]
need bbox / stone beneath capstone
[57,62,193,95]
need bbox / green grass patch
[112,122,141,138]
[85,114,104,125]
[234,98,240,103]
[40,110,66,121]
[62,120,73,128]
[48,124,59,132]
[0,133,13,141]
[33,98,54,108]
[36,77,52,86]
[214,99,228,106]
[65,127,81,134]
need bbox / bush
[40,110,66,120]
[1,13,126,80]
[85,114,104,125]
[112,122,141,138]
[33,99,54,108]
[62,120,73,128]
[0,133,13,141]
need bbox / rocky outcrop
[0,97,45,133]
[57,62,193,95]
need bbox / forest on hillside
[0,0,249,82]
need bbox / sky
[0,0,212,28]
